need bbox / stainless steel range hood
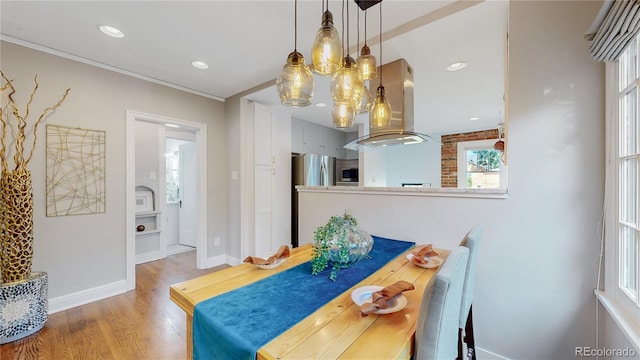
[344,58,437,150]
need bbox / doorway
[125,110,208,291]
[165,137,197,255]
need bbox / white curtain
[586,0,640,62]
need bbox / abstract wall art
[46,125,106,216]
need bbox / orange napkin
[410,244,439,265]
[243,245,290,265]
[359,280,415,317]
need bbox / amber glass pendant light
[332,102,356,128]
[369,1,391,128]
[356,9,377,81]
[356,82,371,114]
[311,0,342,76]
[277,0,314,107]
[355,10,371,114]
[331,0,363,109]
[331,56,363,106]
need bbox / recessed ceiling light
[469,117,480,121]
[315,102,327,108]
[445,61,467,71]
[192,61,209,70]
[98,25,124,38]
[165,123,180,128]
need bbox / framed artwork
[135,190,154,212]
[46,124,106,216]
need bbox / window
[457,139,504,189]
[616,40,640,306]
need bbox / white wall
[299,1,606,358]
[135,121,161,201]
[0,41,226,301]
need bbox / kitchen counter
[296,185,508,199]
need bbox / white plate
[406,254,444,269]
[351,285,408,314]
[255,258,286,269]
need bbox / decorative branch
[25,88,70,167]
[0,70,70,172]
[0,105,6,174]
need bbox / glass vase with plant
[311,210,373,280]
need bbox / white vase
[0,271,48,344]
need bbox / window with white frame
[615,39,640,308]
[457,139,504,189]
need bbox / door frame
[125,110,208,290]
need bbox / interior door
[179,142,197,247]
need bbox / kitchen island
[294,185,506,249]
[297,185,508,199]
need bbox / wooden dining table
[169,243,446,360]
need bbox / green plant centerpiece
[311,210,374,281]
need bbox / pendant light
[330,0,364,108]
[369,2,391,128]
[355,10,371,114]
[277,0,314,107]
[311,0,342,76]
[356,9,377,81]
[332,102,356,128]
[355,83,371,114]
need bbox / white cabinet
[255,103,274,165]
[292,123,304,153]
[303,128,326,154]
[254,166,274,257]
[345,131,359,160]
[302,127,345,159]
[251,102,291,256]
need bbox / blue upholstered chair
[458,227,482,360]
[414,246,470,360]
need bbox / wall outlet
[149,171,156,180]
[214,237,221,246]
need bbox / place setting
[406,244,444,269]
[352,280,415,316]
[243,245,290,269]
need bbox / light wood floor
[1,251,228,360]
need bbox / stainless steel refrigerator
[291,154,335,247]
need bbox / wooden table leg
[186,314,193,360]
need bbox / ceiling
[0,0,507,135]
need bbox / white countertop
[295,185,508,199]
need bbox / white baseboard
[48,280,128,314]
[225,255,243,266]
[204,255,243,268]
[477,346,510,360]
[205,254,227,268]
[135,250,164,265]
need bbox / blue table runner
[192,236,414,360]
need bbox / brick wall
[441,129,499,188]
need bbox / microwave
[341,168,359,182]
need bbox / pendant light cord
[357,7,360,50]
[346,0,350,55]
[379,1,383,84]
[341,0,345,55]
[364,9,368,46]
[294,0,298,51]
